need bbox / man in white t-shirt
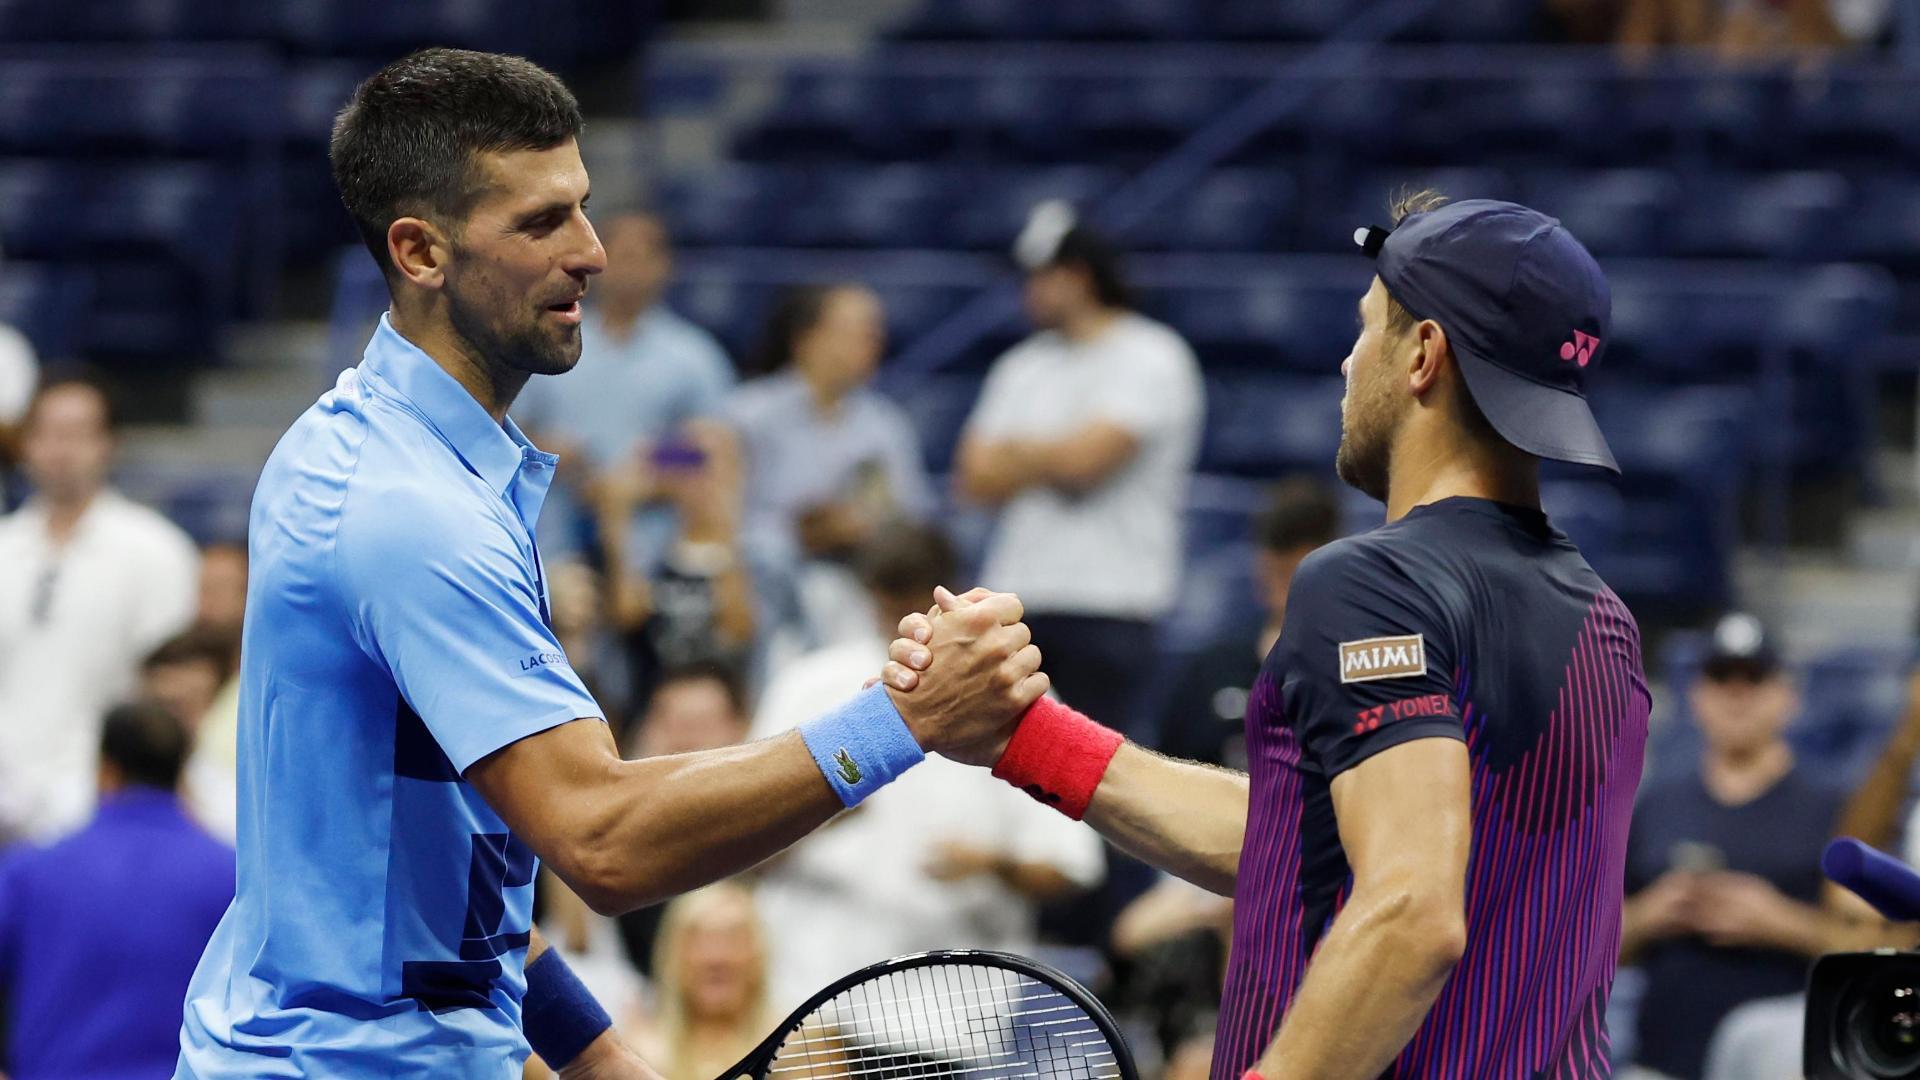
[749,523,1104,1012]
[956,205,1204,744]
[0,377,199,840]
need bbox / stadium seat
[1198,374,1346,476]
[1125,169,1298,252]
[0,262,94,361]
[1521,169,1682,257]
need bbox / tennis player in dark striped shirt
[887,193,1652,1079]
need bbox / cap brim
[1453,348,1619,474]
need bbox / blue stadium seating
[0,263,94,362]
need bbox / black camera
[1806,951,1920,1079]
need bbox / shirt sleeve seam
[451,702,605,777]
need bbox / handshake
[866,586,1051,768]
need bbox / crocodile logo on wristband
[833,748,864,786]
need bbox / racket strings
[767,963,1122,1080]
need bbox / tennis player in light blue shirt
[177,49,1044,1079]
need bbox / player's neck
[1702,741,1794,806]
[1383,430,1540,523]
[389,306,526,424]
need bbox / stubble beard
[1335,375,1394,504]
[446,279,582,383]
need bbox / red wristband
[990,696,1123,820]
[1243,1071,1266,1080]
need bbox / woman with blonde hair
[635,882,774,1080]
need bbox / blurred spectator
[0,376,198,842]
[547,556,633,720]
[1612,0,1875,57]
[1619,613,1845,1080]
[514,210,735,563]
[139,628,234,734]
[624,658,751,760]
[0,702,233,1080]
[1694,663,1920,1080]
[171,543,249,845]
[749,522,1102,1013]
[595,420,757,703]
[1110,875,1232,1075]
[194,541,248,643]
[728,284,935,647]
[141,627,240,842]
[612,661,754,979]
[631,883,773,1080]
[956,208,1203,744]
[1159,476,1342,770]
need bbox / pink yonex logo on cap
[1559,330,1600,367]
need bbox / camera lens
[1843,975,1920,1078]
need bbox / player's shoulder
[1283,529,1460,634]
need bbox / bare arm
[472,720,841,915]
[1083,744,1248,896]
[473,594,1045,915]
[1252,738,1471,1080]
[955,422,1140,505]
[1832,672,1920,853]
[885,618,1248,895]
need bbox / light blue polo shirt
[176,315,603,1078]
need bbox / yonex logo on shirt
[1337,634,1426,683]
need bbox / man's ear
[1407,318,1451,399]
[388,215,450,291]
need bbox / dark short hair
[856,521,958,599]
[330,48,584,278]
[1047,226,1133,311]
[100,701,191,791]
[652,659,748,719]
[749,283,860,377]
[24,372,119,434]
[1382,188,1450,337]
[1255,476,1341,554]
[143,627,238,684]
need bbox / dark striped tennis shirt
[1213,497,1651,1080]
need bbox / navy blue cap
[1355,199,1617,474]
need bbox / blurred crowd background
[5,0,1920,1078]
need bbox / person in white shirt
[0,376,199,841]
[956,206,1204,745]
[749,522,1105,1013]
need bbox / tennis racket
[713,949,1138,1080]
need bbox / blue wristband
[799,683,926,807]
[523,948,612,1069]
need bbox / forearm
[1821,917,1920,954]
[990,858,1080,902]
[1833,725,1920,851]
[1083,743,1247,896]
[956,438,1043,505]
[557,731,841,914]
[1254,892,1464,1079]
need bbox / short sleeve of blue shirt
[1273,540,1466,778]
[337,485,600,774]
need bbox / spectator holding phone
[593,419,756,703]
[1618,613,1847,1079]
[726,284,935,647]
